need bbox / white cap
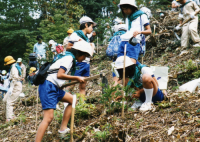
[115,18,123,24]
[118,0,138,8]
[79,16,97,26]
[49,40,56,45]
[2,70,7,75]
[117,24,127,31]
[17,58,22,63]
[72,40,92,57]
[111,56,134,69]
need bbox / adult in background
[172,0,180,11]
[3,56,23,122]
[176,0,200,48]
[33,35,47,66]
[17,58,26,82]
[63,29,74,50]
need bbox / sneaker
[193,43,200,47]
[58,128,70,137]
[130,100,143,110]
[139,102,152,112]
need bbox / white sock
[144,88,153,103]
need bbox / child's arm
[133,25,152,37]
[57,68,85,83]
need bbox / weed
[172,86,179,91]
[135,122,140,129]
[54,110,63,124]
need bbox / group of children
[2,0,200,141]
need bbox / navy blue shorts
[117,41,140,61]
[39,80,65,110]
[139,88,164,103]
[74,62,90,77]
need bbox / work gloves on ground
[175,24,181,31]
[190,12,195,19]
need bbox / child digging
[112,56,166,112]
[67,16,96,101]
[117,0,151,64]
[35,41,93,142]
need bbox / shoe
[130,100,143,110]
[58,128,70,137]
[193,43,200,47]
[139,102,152,112]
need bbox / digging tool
[70,95,76,142]
[122,44,127,118]
[35,86,39,131]
[61,71,109,88]
[174,10,200,40]
[150,25,157,47]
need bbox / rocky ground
[1,11,200,142]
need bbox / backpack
[29,53,37,61]
[139,16,146,57]
[56,44,64,54]
[32,52,76,86]
[106,35,122,58]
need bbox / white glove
[175,24,181,31]
[190,12,195,19]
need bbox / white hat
[72,41,92,57]
[118,0,138,8]
[111,56,134,69]
[79,16,97,26]
[49,40,56,45]
[17,58,22,63]
[117,24,127,31]
[115,18,123,24]
[2,70,7,75]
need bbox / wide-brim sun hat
[111,56,134,69]
[49,40,56,45]
[72,40,92,57]
[117,24,127,31]
[79,16,97,26]
[17,58,22,63]
[118,0,138,8]
[4,56,16,66]
[67,29,74,34]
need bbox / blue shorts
[74,62,90,77]
[39,80,65,110]
[117,41,140,61]
[139,88,164,103]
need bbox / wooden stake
[122,44,127,118]
[97,37,99,54]
[142,57,144,64]
[70,95,76,142]
[35,86,39,131]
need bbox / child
[3,56,23,121]
[63,29,74,49]
[35,41,92,141]
[107,24,127,86]
[117,0,151,64]
[176,0,200,48]
[67,16,96,100]
[112,56,165,112]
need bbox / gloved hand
[190,12,195,19]
[175,24,181,31]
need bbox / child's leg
[79,81,87,101]
[130,58,136,64]
[59,92,73,131]
[142,74,158,103]
[35,109,54,142]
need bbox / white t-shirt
[138,67,154,84]
[121,14,149,42]
[69,32,90,63]
[46,56,73,87]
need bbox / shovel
[174,10,200,40]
